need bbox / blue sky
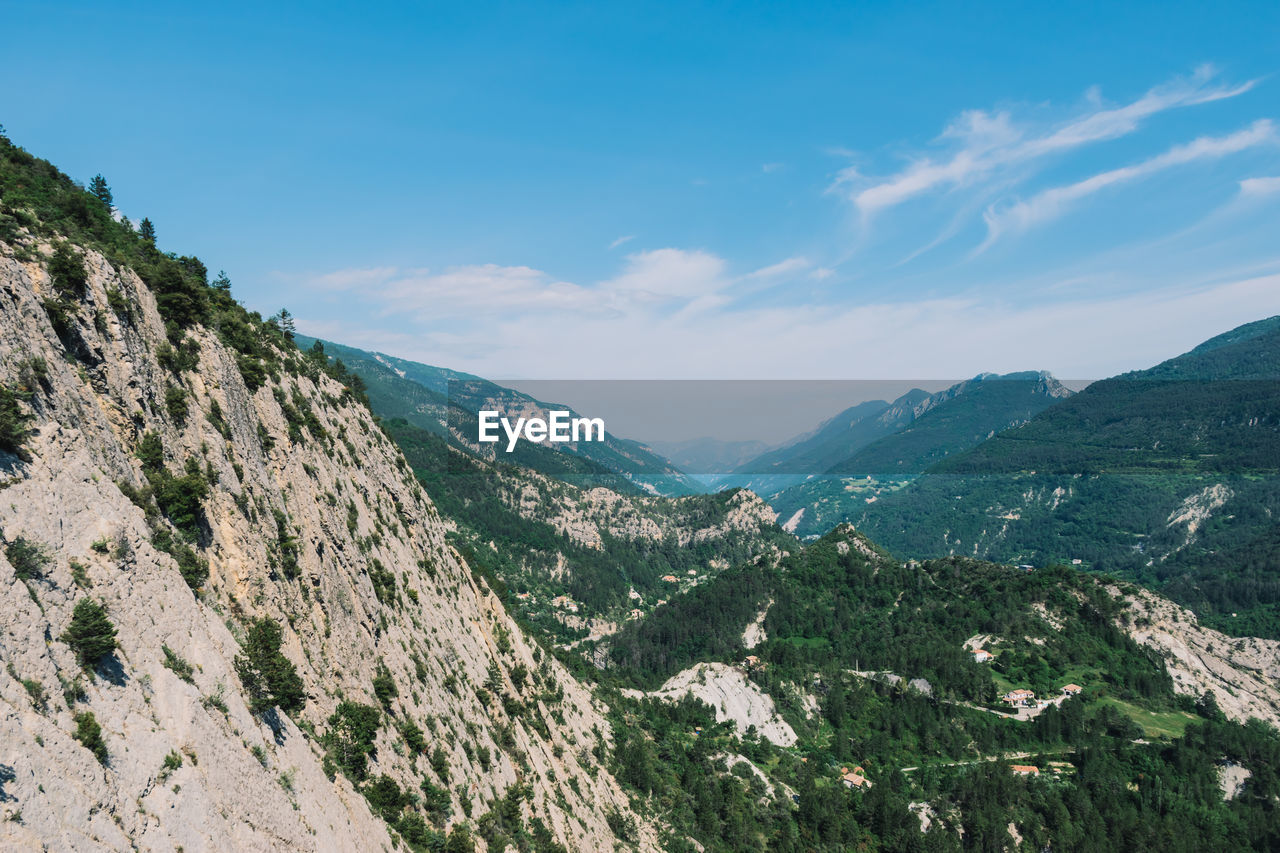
[5,1,1280,379]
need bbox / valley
[3,122,1280,853]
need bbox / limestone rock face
[0,242,654,850]
[1117,585,1280,728]
[624,662,796,747]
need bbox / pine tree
[48,243,88,299]
[235,617,305,715]
[0,384,34,455]
[212,270,232,291]
[61,598,118,667]
[73,711,108,763]
[277,309,296,341]
[89,174,113,208]
[139,217,156,244]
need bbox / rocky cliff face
[1117,585,1280,728]
[621,662,797,747]
[0,240,654,850]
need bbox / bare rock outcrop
[1118,585,1280,727]
[625,662,796,747]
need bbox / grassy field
[1098,697,1196,739]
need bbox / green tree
[89,174,112,208]
[48,243,88,299]
[430,745,449,780]
[276,308,296,341]
[324,700,382,780]
[139,217,156,244]
[0,384,34,455]
[400,719,426,755]
[73,711,107,763]
[61,598,118,668]
[446,824,475,853]
[363,774,408,822]
[234,617,305,715]
[6,537,50,580]
[372,661,398,709]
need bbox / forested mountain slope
[377,415,789,643]
[596,525,1280,851]
[853,317,1280,637]
[767,372,1072,536]
[0,131,655,851]
[295,336,701,496]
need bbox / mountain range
[6,126,1280,852]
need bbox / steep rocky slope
[0,237,654,850]
[621,662,797,747]
[1118,585,1280,727]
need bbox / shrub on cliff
[234,617,305,715]
[62,598,118,668]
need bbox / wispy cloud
[746,257,810,279]
[608,234,635,250]
[1240,175,1280,196]
[835,66,1258,218]
[762,162,785,173]
[375,264,590,317]
[305,248,734,330]
[299,263,1280,380]
[979,120,1276,251]
[308,265,404,292]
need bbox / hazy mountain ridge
[828,372,1072,477]
[850,317,1280,636]
[297,336,701,496]
[646,437,774,475]
[751,372,1074,537]
[725,373,1069,490]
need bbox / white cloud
[809,267,835,280]
[309,266,405,292]
[302,256,1280,382]
[746,257,811,279]
[608,234,635,250]
[304,248,734,331]
[1240,176,1280,196]
[838,67,1258,217]
[979,120,1276,250]
[762,162,785,173]
[602,248,728,303]
[298,267,1280,448]
[320,264,593,320]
